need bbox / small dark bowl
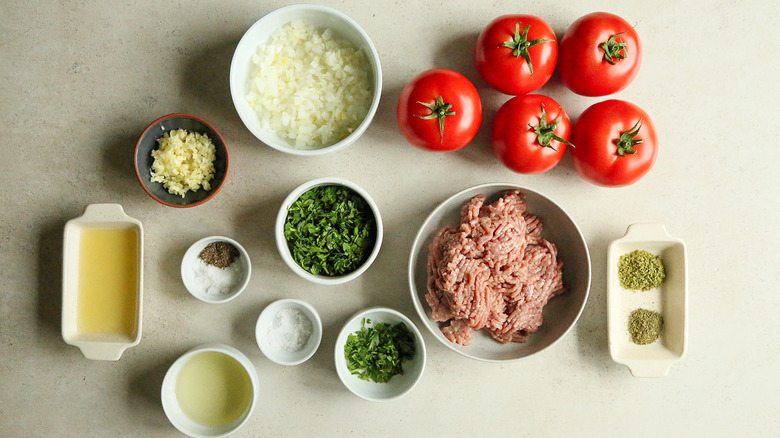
[134,113,229,208]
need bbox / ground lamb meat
[425,190,565,346]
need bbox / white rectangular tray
[62,203,144,361]
[607,223,687,377]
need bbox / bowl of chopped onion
[229,4,382,155]
[275,177,383,285]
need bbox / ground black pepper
[198,241,240,269]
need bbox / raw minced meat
[425,190,565,346]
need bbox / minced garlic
[150,129,216,197]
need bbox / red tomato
[491,94,572,174]
[558,12,642,96]
[397,69,482,151]
[475,15,557,95]
[571,100,658,187]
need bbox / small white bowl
[255,299,323,366]
[181,236,251,303]
[607,223,688,377]
[334,307,426,402]
[275,177,383,285]
[161,344,258,438]
[229,4,382,155]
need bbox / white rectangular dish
[607,223,687,377]
[62,204,144,361]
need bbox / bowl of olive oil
[162,344,258,437]
[61,203,144,361]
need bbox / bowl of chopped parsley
[334,307,426,402]
[275,177,383,285]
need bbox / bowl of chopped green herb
[276,177,383,285]
[334,307,426,402]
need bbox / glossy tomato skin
[475,15,557,95]
[558,12,642,96]
[397,69,482,151]
[571,100,658,187]
[492,94,571,174]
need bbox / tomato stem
[529,104,574,151]
[616,118,644,156]
[415,96,456,144]
[601,29,631,65]
[500,23,552,75]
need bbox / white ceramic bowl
[607,223,688,377]
[161,344,258,438]
[181,236,251,303]
[275,177,383,285]
[334,307,426,402]
[408,183,591,362]
[255,298,323,366]
[229,4,382,155]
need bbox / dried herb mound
[344,318,416,383]
[628,308,664,345]
[284,185,376,276]
[198,241,240,268]
[618,250,665,291]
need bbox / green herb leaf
[284,185,376,276]
[343,319,415,383]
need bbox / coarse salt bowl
[181,236,252,303]
[334,307,426,402]
[229,4,382,155]
[275,177,383,285]
[255,298,323,366]
[161,344,258,438]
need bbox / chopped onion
[246,20,372,149]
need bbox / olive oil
[76,227,139,336]
[175,351,253,427]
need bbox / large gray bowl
[408,183,591,362]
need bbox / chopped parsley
[344,318,415,383]
[284,185,376,276]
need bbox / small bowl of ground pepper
[181,236,252,303]
[275,177,383,285]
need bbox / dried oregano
[618,250,665,291]
[628,308,664,345]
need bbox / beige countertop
[2,1,779,436]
